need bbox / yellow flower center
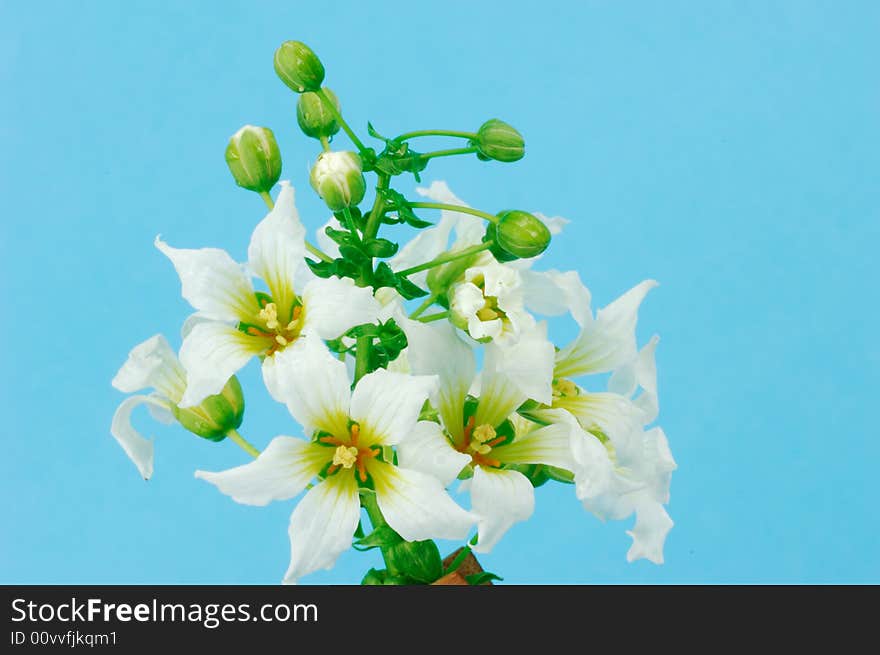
[242,301,306,355]
[319,423,381,483]
[552,378,578,398]
[456,416,504,468]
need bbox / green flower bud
[474,119,525,162]
[224,125,282,194]
[172,377,245,442]
[296,88,340,139]
[494,210,551,259]
[309,151,366,211]
[482,223,519,263]
[274,41,325,93]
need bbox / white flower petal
[552,391,645,452]
[178,322,264,408]
[264,337,351,438]
[470,467,534,553]
[372,461,475,542]
[493,419,576,471]
[520,269,592,327]
[403,319,475,442]
[195,437,326,506]
[555,280,658,378]
[247,182,306,313]
[349,369,437,446]
[626,498,673,564]
[300,276,380,340]
[283,473,361,584]
[416,180,484,247]
[486,321,555,406]
[155,236,259,323]
[110,395,170,479]
[396,421,471,486]
[569,421,616,503]
[111,334,186,402]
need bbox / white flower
[399,319,568,553]
[194,338,475,583]
[156,182,380,407]
[449,255,532,344]
[110,334,186,479]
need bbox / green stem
[407,202,499,225]
[395,129,478,142]
[261,190,333,263]
[418,146,478,161]
[317,87,369,155]
[354,335,372,384]
[319,135,331,152]
[397,241,493,277]
[342,206,360,240]
[417,311,449,323]
[363,175,390,240]
[226,428,260,458]
[360,491,400,576]
[409,293,438,319]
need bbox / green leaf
[466,572,503,585]
[353,525,403,552]
[305,258,336,278]
[363,237,399,258]
[324,226,357,247]
[443,546,472,575]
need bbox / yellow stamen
[275,335,289,346]
[472,424,496,443]
[332,445,359,469]
[476,307,499,321]
[259,302,279,330]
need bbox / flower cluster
[111,41,676,584]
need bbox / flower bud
[274,41,325,93]
[494,210,551,259]
[172,376,245,442]
[224,126,282,194]
[309,151,366,211]
[296,88,340,139]
[474,119,525,162]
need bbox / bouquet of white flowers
[110,40,675,585]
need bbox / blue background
[1,0,877,584]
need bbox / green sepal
[377,188,434,228]
[374,262,429,299]
[443,546,473,575]
[544,466,576,484]
[385,539,443,584]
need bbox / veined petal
[470,467,535,553]
[265,338,351,438]
[194,436,327,506]
[155,237,260,323]
[111,334,186,403]
[552,391,645,451]
[486,321,555,405]
[555,280,658,378]
[396,421,471,486]
[403,319,475,442]
[110,394,171,480]
[568,420,616,503]
[371,461,474,542]
[247,182,306,316]
[300,277,380,340]
[178,322,265,408]
[626,498,673,565]
[349,369,438,447]
[610,335,661,425]
[520,269,592,327]
[283,473,361,584]
[493,417,577,471]
[474,371,525,431]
